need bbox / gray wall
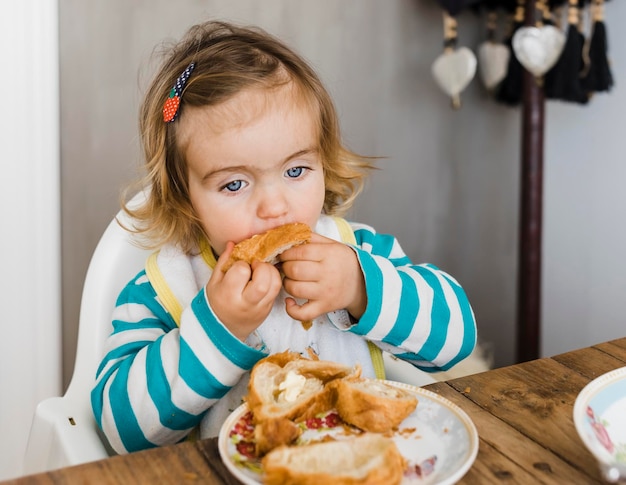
[59,0,626,386]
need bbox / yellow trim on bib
[367,341,386,380]
[146,252,183,327]
[199,237,217,270]
[332,216,357,245]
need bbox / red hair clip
[163,62,196,123]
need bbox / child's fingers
[282,278,321,302]
[279,233,332,262]
[281,260,319,283]
[308,233,331,244]
[285,296,321,322]
[213,241,235,276]
[244,261,282,303]
[211,241,253,287]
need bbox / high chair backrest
[22,191,151,474]
[65,191,151,401]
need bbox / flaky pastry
[222,222,312,272]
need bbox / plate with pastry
[218,351,478,484]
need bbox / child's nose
[256,186,289,220]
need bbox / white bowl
[573,366,626,483]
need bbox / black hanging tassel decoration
[581,0,613,93]
[495,0,524,105]
[544,0,589,103]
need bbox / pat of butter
[370,381,399,397]
[278,370,306,402]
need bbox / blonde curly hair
[124,20,375,253]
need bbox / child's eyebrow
[200,147,318,182]
[284,148,318,163]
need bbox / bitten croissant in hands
[222,223,312,272]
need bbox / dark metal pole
[517,0,544,363]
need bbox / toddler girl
[91,20,476,454]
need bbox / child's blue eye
[286,167,304,178]
[223,180,243,192]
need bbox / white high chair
[21,190,437,475]
[23,192,151,474]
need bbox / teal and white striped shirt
[91,215,476,453]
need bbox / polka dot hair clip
[162,62,196,123]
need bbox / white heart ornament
[431,47,477,100]
[512,25,566,77]
[478,41,510,90]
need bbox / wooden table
[6,337,626,484]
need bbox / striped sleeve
[349,223,476,372]
[91,270,266,454]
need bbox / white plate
[218,381,479,484]
[573,366,626,482]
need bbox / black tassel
[544,0,589,103]
[495,2,524,105]
[581,0,613,92]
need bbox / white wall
[0,0,61,480]
[543,78,626,355]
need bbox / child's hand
[279,233,367,323]
[206,242,283,341]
